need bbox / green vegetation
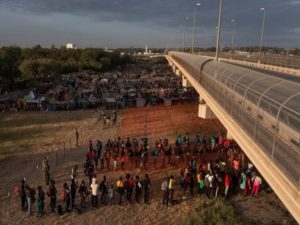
[183,199,241,225]
[0,45,133,92]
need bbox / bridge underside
[166,55,300,224]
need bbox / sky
[0,0,299,48]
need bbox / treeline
[0,45,133,91]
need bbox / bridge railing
[169,54,300,187]
[166,48,300,70]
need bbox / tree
[0,46,22,91]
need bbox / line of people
[83,133,240,176]
[15,132,262,217]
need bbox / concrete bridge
[166,51,300,223]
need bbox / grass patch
[183,199,241,225]
[0,110,97,159]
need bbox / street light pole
[231,19,235,58]
[183,17,189,52]
[192,3,201,53]
[259,7,266,63]
[215,0,223,61]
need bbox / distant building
[66,43,76,49]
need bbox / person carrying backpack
[47,180,57,212]
[36,185,45,216]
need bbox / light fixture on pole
[215,0,223,61]
[192,3,201,53]
[231,19,235,58]
[259,7,266,63]
[180,25,184,51]
[183,17,189,52]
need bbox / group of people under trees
[15,132,263,217]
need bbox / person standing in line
[47,180,57,212]
[251,175,262,196]
[135,176,142,204]
[224,172,231,198]
[70,179,77,209]
[19,179,27,211]
[71,165,78,184]
[116,176,124,205]
[36,185,45,216]
[124,174,134,204]
[90,177,99,208]
[240,172,246,196]
[143,174,151,204]
[108,183,115,204]
[25,185,35,215]
[96,140,102,169]
[62,182,71,212]
[78,180,88,208]
[99,176,108,205]
[161,176,169,206]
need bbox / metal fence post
[64,142,66,159]
[56,150,58,165]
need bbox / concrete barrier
[220,58,300,77]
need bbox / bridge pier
[198,97,216,119]
[182,76,192,87]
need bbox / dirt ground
[0,103,297,225]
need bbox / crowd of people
[15,132,263,217]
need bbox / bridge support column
[182,76,192,87]
[175,69,181,76]
[198,97,215,119]
[172,65,176,73]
